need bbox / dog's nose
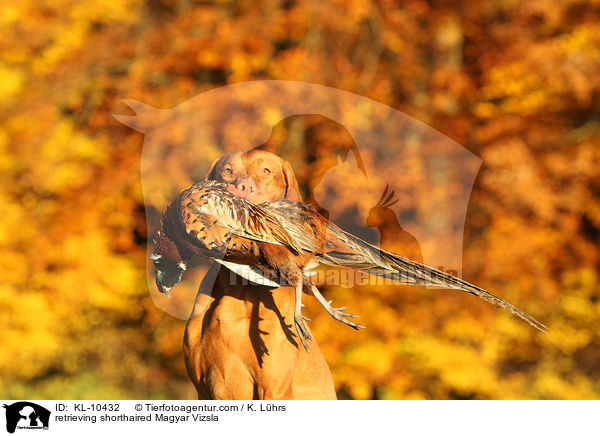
[236,180,255,194]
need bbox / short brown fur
[184,150,336,399]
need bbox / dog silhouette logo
[3,402,50,433]
[114,80,482,320]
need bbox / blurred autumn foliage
[1,0,599,400]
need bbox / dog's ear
[205,157,221,181]
[281,160,302,201]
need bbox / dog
[183,150,337,399]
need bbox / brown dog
[183,150,337,399]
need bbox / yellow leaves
[197,50,222,69]
[59,232,142,302]
[559,25,600,57]
[493,313,536,343]
[532,363,596,400]
[0,64,24,102]
[442,315,489,344]
[346,378,372,400]
[403,334,499,397]
[0,288,62,379]
[0,1,21,26]
[484,62,533,98]
[0,252,29,287]
[473,102,497,119]
[561,292,596,320]
[37,119,107,192]
[0,194,23,245]
[5,0,143,75]
[341,0,372,22]
[345,340,395,379]
[34,22,87,74]
[68,0,143,25]
[434,16,463,52]
[230,53,251,79]
[532,269,599,355]
[0,130,15,174]
[481,61,555,116]
[482,139,558,221]
[478,23,600,117]
[540,321,592,355]
[562,268,597,296]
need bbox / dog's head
[205,150,301,203]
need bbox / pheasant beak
[155,276,172,298]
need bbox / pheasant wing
[261,200,327,253]
[178,181,303,254]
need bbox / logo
[114,80,481,319]
[3,402,50,434]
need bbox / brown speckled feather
[175,181,303,256]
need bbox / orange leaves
[0,0,598,400]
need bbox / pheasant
[152,180,546,351]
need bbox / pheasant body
[152,181,546,350]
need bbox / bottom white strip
[0,400,594,435]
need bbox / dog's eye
[222,168,233,176]
[262,168,271,175]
